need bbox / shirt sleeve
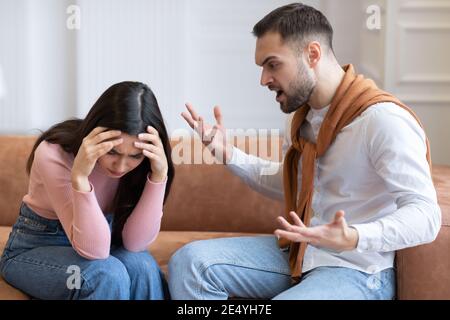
[121,176,167,252]
[34,142,111,259]
[226,115,294,201]
[226,147,284,201]
[351,105,441,253]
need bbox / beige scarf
[281,64,432,280]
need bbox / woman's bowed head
[72,124,169,186]
[26,81,175,246]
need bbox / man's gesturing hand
[274,211,359,252]
[181,103,233,164]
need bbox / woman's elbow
[72,241,110,260]
[122,234,158,253]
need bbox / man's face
[255,32,316,114]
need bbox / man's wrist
[225,144,234,165]
[346,226,359,251]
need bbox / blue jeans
[168,236,396,300]
[0,202,168,300]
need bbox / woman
[0,81,174,300]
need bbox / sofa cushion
[396,165,450,300]
[0,225,262,300]
[0,136,36,227]
[0,226,29,300]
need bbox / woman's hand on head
[72,127,123,180]
[134,126,168,183]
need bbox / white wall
[1,0,449,164]
[74,0,321,133]
[0,0,31,132]
[359,0,450,165]
[0,0,77,134]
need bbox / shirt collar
[306,105,330,124]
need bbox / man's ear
[306,41,321,68]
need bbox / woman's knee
[80,256,131,299]
[113,249,161,275]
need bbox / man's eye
[107,150,117,155]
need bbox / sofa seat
[0,225,263,300]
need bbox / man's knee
[169,240,213,276]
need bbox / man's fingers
[290,211,306,227]
[334,210,346,224]
[181,112,195,129]
[277,216,301,233]
[214,106,223,126]
[274,230,310,243]
[185,103,200,121]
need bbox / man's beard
[280,64,316,114]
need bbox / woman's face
[97,133,146,178]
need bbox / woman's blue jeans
[0,202,168,300]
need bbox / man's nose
[260,70,273,87]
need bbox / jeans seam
[8,255,71,272]
[196,259,291,299]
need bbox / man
[169,3,441,300]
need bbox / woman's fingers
[142,149,161,161]
[134,142,163,156]
[86,126,108,140]
[94,138,123,157]
[91,129,122,145]
[138,128,164,149]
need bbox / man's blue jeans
[0,202,168,300]
[168,236,396,300]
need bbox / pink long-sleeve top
[22,141,167,260]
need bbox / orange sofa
[0,135,449,300]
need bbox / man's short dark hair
[253,3,334,52]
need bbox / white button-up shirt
[227,102,441,274]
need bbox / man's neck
[308,63,346,110]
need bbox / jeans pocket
[17,216,59,236]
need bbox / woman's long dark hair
[26,81,175,246]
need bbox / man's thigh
[273,266,396,300]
